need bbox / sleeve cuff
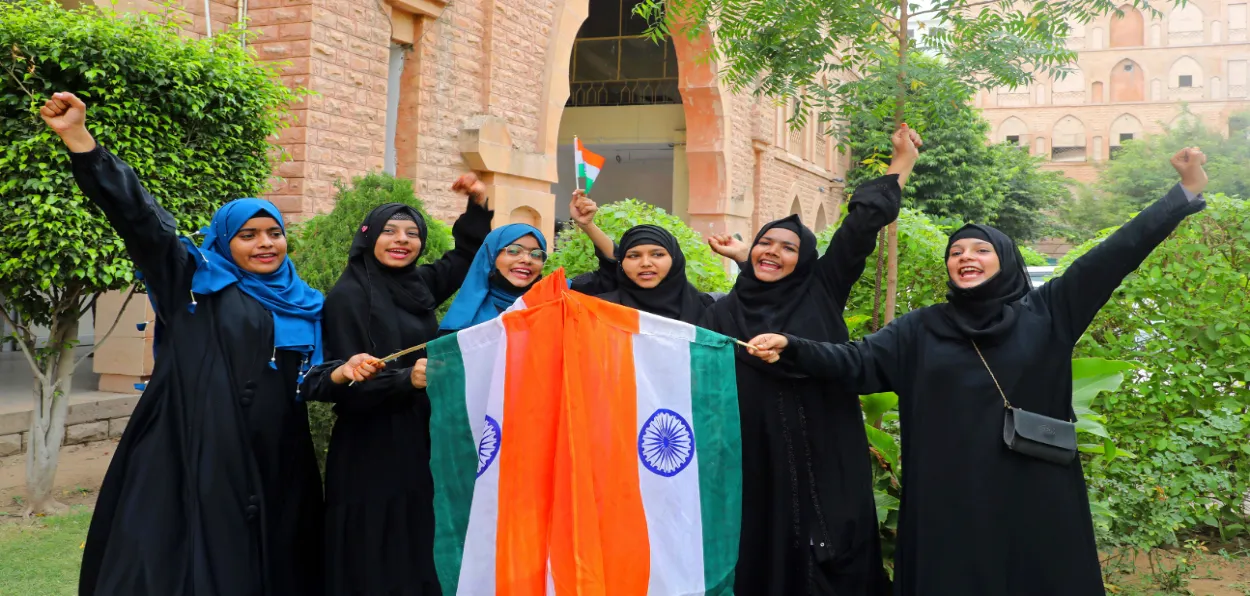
[68,144,107,162]
[1178,184,1202,203]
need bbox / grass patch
[0,507,90,595]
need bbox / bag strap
[971,340,1012,409]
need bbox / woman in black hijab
[701,126,920,595]
[301,174,492,595]
[596,224,713,324]
[746,149,1210,595]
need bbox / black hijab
[940,223,1031,340]
[329,203,437,355]
[598,225,708,324]
[709,214,819,370]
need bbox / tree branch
[911,0,1002,18]
[70,287,137,373]
[0,306,47,386]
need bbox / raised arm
[567,189,620,295]
[1039,147,1208,344]
[746,311,914,395]
[415,173,493,305]
[43,92,193,314]
[816,126,919,305]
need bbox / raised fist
[40,91,87,135]
[1170,147,1208,195]
[891,124,923,163]
[452,173,488,207]
[569,189,598,227]
[708,233,750,262]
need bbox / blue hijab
[180,198,324,366]
[439,223,546,332]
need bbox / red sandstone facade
[87,0,847,392]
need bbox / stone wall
[0,395,136,457]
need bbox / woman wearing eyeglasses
[299,174,491,596]
[438,223,555,332]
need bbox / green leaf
[864,424,900,470]
[860,392,899,424]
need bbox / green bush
[1060,194,1250,551]
[289,172,454,470]
[545,199,733,293]
[1019,245,1049,267]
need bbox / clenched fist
[411,358,428,389]
[1170,147,1208,195]
[40,91,96,153]
[452,173,489,207]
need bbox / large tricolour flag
[574,136,605,194]
[425,270,742,595]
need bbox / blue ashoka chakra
[638,408,695,477]
[477,415,502,478]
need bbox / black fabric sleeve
[569,245,619,295]
[816,174,902,306]
[777,312,912,395]
[1037,183,1205,345]
[314,291,423,411]
[416,198,494,305]
[69,146,194,319]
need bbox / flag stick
[348,342,430,386]
[573,134,582,192]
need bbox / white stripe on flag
[455,321,508,594]
[633,313,706,594]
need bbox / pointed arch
[1110,59,1145,102]
[1168,56,1204,98]
[1111,4,1145,47]
[1051,115,1088,162]
[1053,67,1086,104]
[814,203,828,231]
[1110,113,1144,158]
[1168,4,1204,45]
[998,117,1029,144]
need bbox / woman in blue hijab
[42,92,377,596]
[439,223,551,331]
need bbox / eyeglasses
[501,244,548,262]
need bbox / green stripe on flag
[426,332,475,593]
[691,327,741,595]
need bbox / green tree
[289,172,454,469]
[844,54,1066,242]
[1097,109,1250,209]
[0,0,302,514]
[635,0,1162,326]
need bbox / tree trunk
[884,0,909,326]
[24,316,76,516]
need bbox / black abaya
[73,147,324,596]
[301,200,490,595]
[778,184,1205,595]
[700,175,901,595]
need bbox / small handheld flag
[573,136,605,194]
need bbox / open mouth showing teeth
[387,249,410,258]
[758,260,781,271]
[254,253,276,260]
[510,268,533,278]
[959,267,982,278]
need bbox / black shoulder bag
[972,341,1078,465]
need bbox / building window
[1124,63,1134,72]
[1006,135,1020,144]
[568,0,680,107]
[1119,133,1134,143]
[1179,75,1193,87]
[907,28,916,39]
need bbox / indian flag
[574,136,605,194]
[426,270,742,595]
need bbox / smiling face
[750,227,801,282]
[621,244,673,288]
[494,234,545,288]
[229,216,287,275]
[946,238,1002,289]
[373,218,424,268]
